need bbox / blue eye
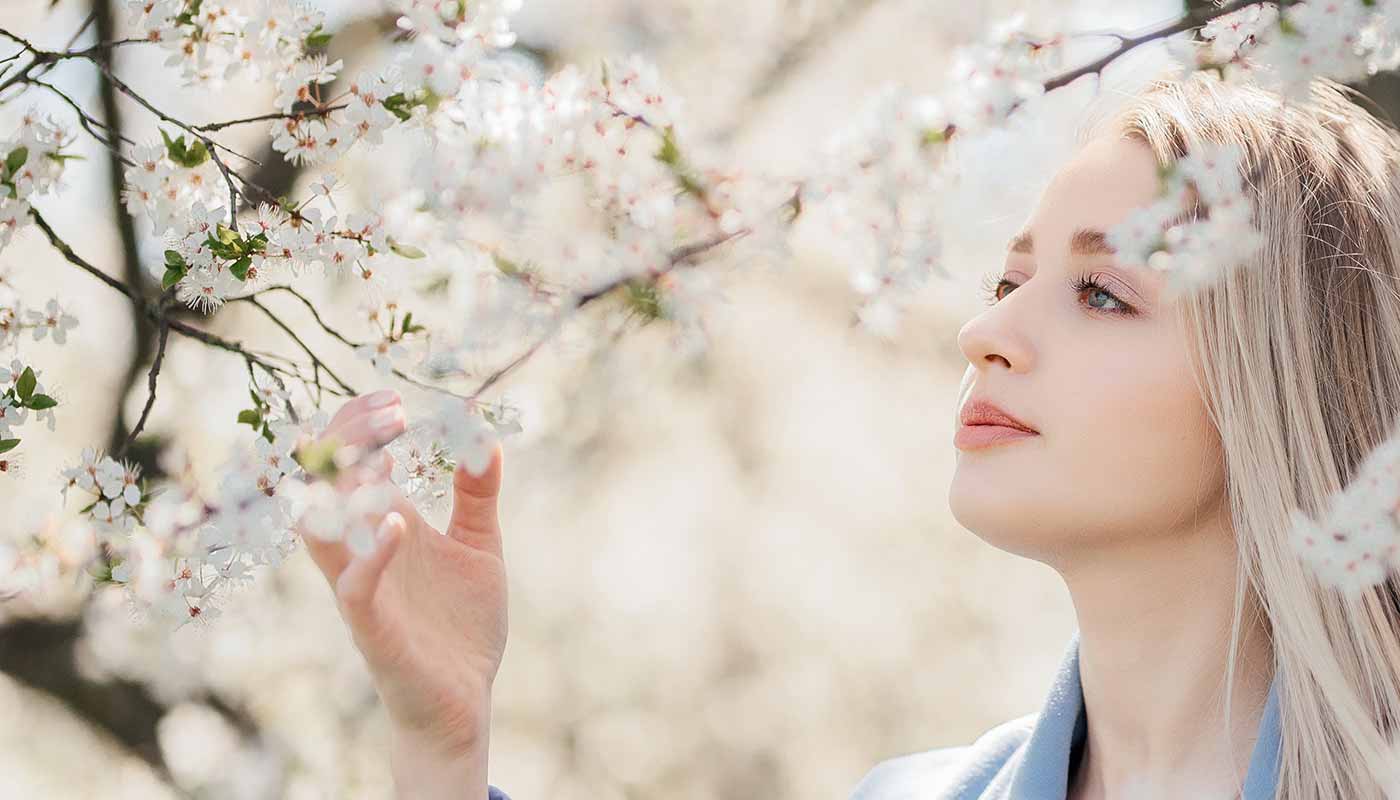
[1069,274,1135,315]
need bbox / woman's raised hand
[297,389,509,767]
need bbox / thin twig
[236,295,358,395]
[243,284,361,347]
[123,321,170,452]
[31,79,136,165]
[193,105,347,133]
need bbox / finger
[336,512,405,635]
[446,441,504,558]
[326,405,407,467]
[323,390,401,441]
[301,526,354,586]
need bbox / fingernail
[371,406,403,434]
[366,390,398,409]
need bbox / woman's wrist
[387,693,494,800]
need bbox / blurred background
[1,1,1398,798]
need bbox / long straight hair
[1084,73,1400,799]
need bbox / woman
[300,72,1400,799]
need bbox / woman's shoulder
[846,712,1039,800]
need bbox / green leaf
[179,137,209,168]
[654,128,681,167]
[652,126,705,199]
[624,280,665,322]
[293,437,341,480]
[260,422,274,444]
[215,223,239,246]
[237,408,262,428]
[160,128,187,163]
[492,253,523,277]
[87,559,115,584]
[164,249,186,267]
[16,367,35,402]
[228,256,252,281]
[305,24,333,49]
[162,265,186,290]
[159,127,210,168]
[0,439,18,455]
[400,311,426,335]
[43,151,85,164]
[249,388,265,409]
[5,146,29,176]
[387,237,426,259]
[26,394,57,410]
[206,233,238,259]
[382,92,414,122]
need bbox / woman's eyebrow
[1006,227,1116,256]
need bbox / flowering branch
[1041,0,1265,93]
[28,207,302,391]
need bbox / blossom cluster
[1291,431,1400,593]
[398,54,793,368]
[124,0,331,86]
[60,448,148,533]
[0,359,65,477]
[805,85,952,338]
[1172,0,1400,99]
[1105,141,1264,294]
[262,0,525,169]
[0,109,77,253]
[118,122,419,313]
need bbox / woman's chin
[947,472,1053,557]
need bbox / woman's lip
[954,423,1040,451]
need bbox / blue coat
[488,629,1283,800]
[847,629,1282,799]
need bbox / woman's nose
[956,295,1034,374]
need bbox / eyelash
[979,270,1137,317]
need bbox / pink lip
[954,423,1039,451]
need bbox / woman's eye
[979,272,1014,305]
[1073,276,1135,316]
[1085,286,1123,311]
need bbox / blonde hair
[1083,72,1400,799]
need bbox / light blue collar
[1011,629,1282,799]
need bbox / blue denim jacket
[489,629,1283,800]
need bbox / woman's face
[948,133,1227,564]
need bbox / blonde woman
[300,72,1400,800]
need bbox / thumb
[446,440,504,558]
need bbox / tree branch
[123,320,169,453]
[92,0,155,461]
[0,613,272,790]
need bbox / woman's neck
[1057,515,1275,800]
